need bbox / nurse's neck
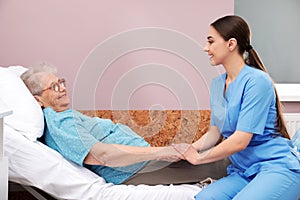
[223,55,246,84]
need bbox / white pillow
[0,66,44,141]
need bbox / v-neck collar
[222,65,248,99]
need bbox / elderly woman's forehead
[39,72,58,85]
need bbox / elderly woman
[21,63,228,186]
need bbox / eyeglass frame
[38,78,66,95]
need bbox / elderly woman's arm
[84,143,181,167]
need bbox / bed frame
[0,100,13,200]
[9,182,56,200]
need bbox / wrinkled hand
[172,143,199,165]
[156,146,184,162]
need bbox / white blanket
[5,125,200,200]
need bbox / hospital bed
[1,66,202,200]
[5,125,201,200]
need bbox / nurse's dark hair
[211,15,290,139]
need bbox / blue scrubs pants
[195,168,300,200]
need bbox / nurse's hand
[172,143,200,165]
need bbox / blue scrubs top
[210,65,300,178]
[43,107,149,184]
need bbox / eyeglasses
[40,78,66,94]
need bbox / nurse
[174,15,300,199]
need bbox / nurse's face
[203,26,230,66]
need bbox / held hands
[156,143,200,164]
[172,143,200,165]
[156,146,184,162]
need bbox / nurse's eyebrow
[207,36,213,40]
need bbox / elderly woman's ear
[34,95,44,107]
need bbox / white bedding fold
[4,126,200,200]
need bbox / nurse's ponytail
[211,15,290,139]
[247,48,290,139]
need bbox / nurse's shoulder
[243,65,274,93]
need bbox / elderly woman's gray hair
[21,63,57,96]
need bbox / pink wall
[0,0,233,110]
[1,0,298,111]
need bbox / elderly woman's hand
[156,146,184,162]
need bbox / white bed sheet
[4,125,200,200]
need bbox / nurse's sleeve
[44,108,99,166]
[236,75,275,135]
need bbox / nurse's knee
[194,189,214,200]
[194,187,230,200]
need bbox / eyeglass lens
[52,79,66,92]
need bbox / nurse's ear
[227,38,238,52]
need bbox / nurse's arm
[192,126,222,152]
[83,142,182,167]
[176,130,252,165]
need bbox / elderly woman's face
[35,73,70,112]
